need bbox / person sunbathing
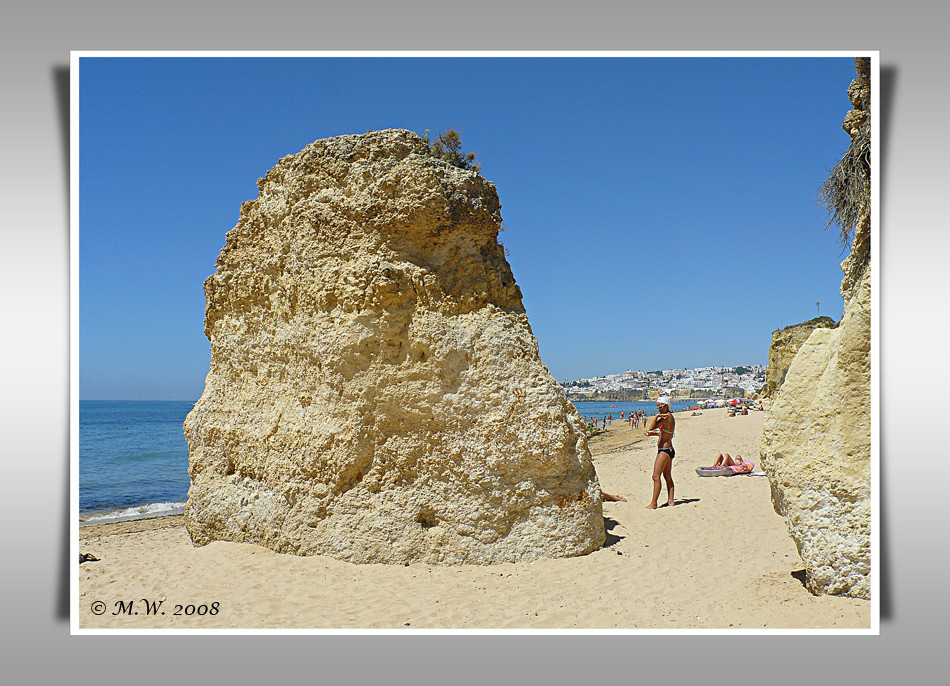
[602,491,627,502]
[705,453,754,474]
[708,452,745,468]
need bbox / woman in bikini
[644,396,675,509]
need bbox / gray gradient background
[2,0,945,683]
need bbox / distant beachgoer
[644,396,676,509]
[602,490,627,502]
[741,407,749,415]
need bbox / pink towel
[726,461,754,474]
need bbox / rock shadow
[791,569,809,589]
[603,516,623,548]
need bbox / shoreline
[80,503,187,527]
[78,407,870,630]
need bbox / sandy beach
[78,407,869,630]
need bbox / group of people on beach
[583,405,661,435]
[602,396,677,509]
[624,409,648,428]
[582,415,612,431]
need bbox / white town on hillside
[561,365,767,400]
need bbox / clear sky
[79,55,857,400]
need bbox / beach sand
[78,408,870,630]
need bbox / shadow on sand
[790,569,811,591]
[603,517,624,548]
[661,498,700,508]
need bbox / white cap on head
[657,395,671,410]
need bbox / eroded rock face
[184,129,605,564]
[761,318,838,399]
[760,263,870,598]
[760,65,872,598]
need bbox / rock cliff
[183,129,606,564]
[760,317,838,399]
[760,62,872,598]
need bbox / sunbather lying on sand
[602,491,627,502]
[707,453,746,468]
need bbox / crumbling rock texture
[184,129,605,564]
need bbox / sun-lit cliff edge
[760,317,838,399]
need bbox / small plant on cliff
[420,128,481,172]
[818,57,871,267]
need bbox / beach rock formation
[760,61,872,599]
[183,129,605,564]
[760,317,838,399]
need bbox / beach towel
[725,461,754,474]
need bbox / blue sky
[79,55,857,400]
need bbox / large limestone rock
[760,263,870,597]
[760,64,872,598]
[760,317,838,399]
[184,129,605,564]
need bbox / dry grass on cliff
[818,57,871,269]
[819,120,870,247]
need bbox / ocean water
[78,398,696,524]
[572,399,695,423]
[79,400,194,523]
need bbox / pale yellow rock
[761,317,838,399]
[761,218,871,599]
[760,61,872,600]
[184,129,605,564]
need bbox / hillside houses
[562,365,766,399]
